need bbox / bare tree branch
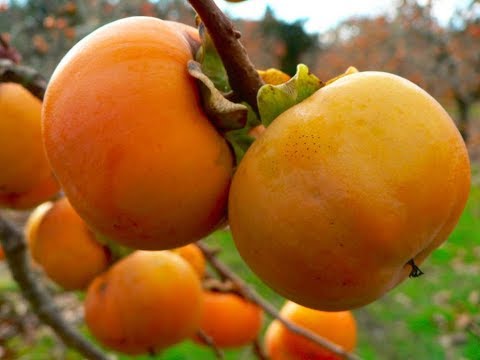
[196,241,362,360]
[196,330,225,359]
[0,59,46,100]
[0,214,109,360]
[252,337,268,360]
[187,0,264,113]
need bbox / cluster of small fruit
[2,193,356,357]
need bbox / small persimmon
[264,301,357,360]
[195,291,263,348]
[84,250,204,355]
[26,197,110,290]
[0,83,60,209]
[171,243,206,278]
[0,173,59,210]
[42,17,233,250]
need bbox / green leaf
[195,23,230,93]
[188,60,247,131]
[257,64,324,126]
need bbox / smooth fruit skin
[0,83,59,209]
[264,302,357,360]
[196,291,263,348]
[171,244,206,278]
[84,251,204,355]
[229,71,471,310]
[42,17,233,250]
[0,173,59,210]
[27,197,110,290]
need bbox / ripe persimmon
[195,291,263,348]
[229,71,471,310]
[0,173,59,210]
[26,197,110,290]
[171,243,206,278]
[264,301,357,360]
[0,83,59,209]
[42,17,233,250]
[84,250,204,355]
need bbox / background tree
[316,0,480,141]
[260,6,318,75]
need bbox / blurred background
[0,0,479,359]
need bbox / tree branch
[196,330,225,359]
[187,0,264,113]
[0,59,46,100]
[0,214,109,360]
[196,241,362,360]
[252,337,268,360]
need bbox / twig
[252,338,268,360]
[0,214,109,360]
[196,330,225,359]
[0,59,46,100]
[468,322,480,340]
[196,241,362,360]
[0,34,9,50]
[187,0,264,113]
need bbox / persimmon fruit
[26,197,110,290]
[84,250,204,355]
[171,243,206,278]
[264,301,357,360]
[42,17,233,250]
[195,291,263,348]
[229,71,471,310]
[0,83,59,209]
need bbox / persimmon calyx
[325,66,359,85]
[188,60,248,132]
[257,64,324,127]
[93,233,133,262]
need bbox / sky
[216,0,472,33]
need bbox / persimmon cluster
[0,11,470,358]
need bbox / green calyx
[93,233,134,263]
[257,64,324,127]
[189,21,324,166]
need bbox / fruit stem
[197,240,362,360]
[187,0,264,114]
[197,330,225,359]
[407,259,424,278]
[252,337,268,360]
[0,59,46,100]
[0,213,110,360]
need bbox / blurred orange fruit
[85,250,204,354]
[265,301,357,359]
[196,291,263,348]
[26,197,110,290]
[0,83,59,209]
[171,243,206,278]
